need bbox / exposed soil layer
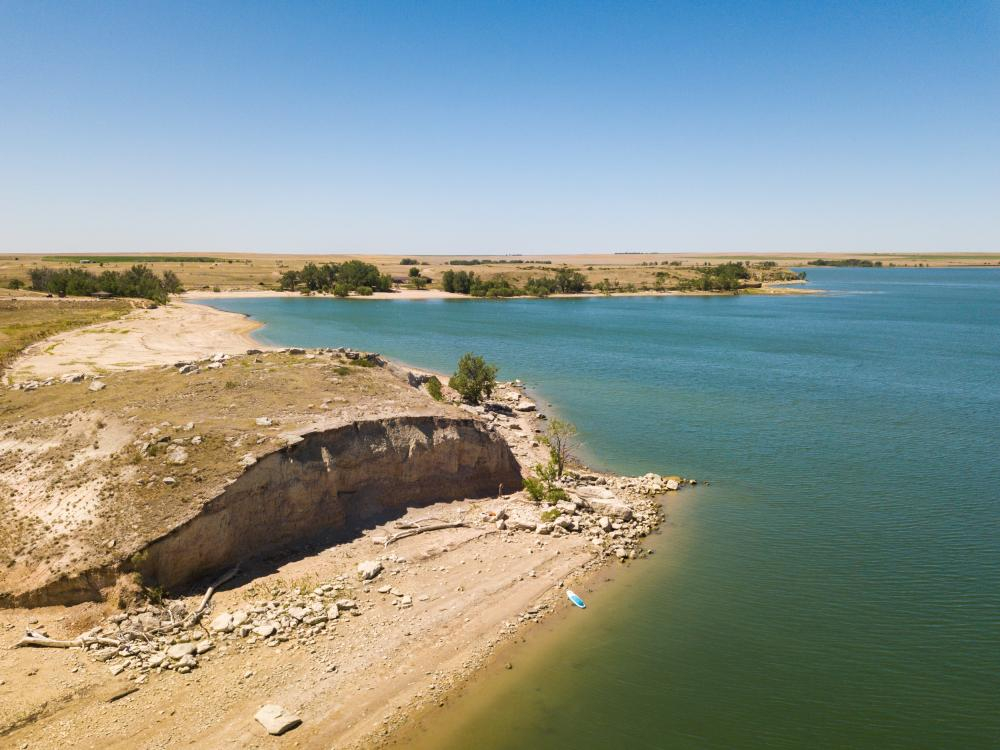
[137,416,522,590]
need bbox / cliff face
[137,416,522,589]
[3,416,521,606]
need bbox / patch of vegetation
[279,261,392,295]
[27,264,182,302]
[450,352,497,404]
[400,258,419,265]
[523,476,546,502]
[41,255,221,263]
[678,262,751,292]
[447,259,552,265]
[539,508,561,522]
[808,259,882,267]
[348,357,375,367]
[440,268,589,297]
[0,298,130,370]
[143,584,168,605]
[425,375,443,401]
[541,419,579,477]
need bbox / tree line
[279,261,393,296]
[440,268,589,297]
[28,265,182,303]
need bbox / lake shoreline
[1,297,687,749]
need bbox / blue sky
[1,1,997,254]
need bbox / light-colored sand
[9,301,268,382]
[182,288,464,300]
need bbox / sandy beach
[9,300,269,382]
[182,288,466,301]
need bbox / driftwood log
[13,566,241,649]
[384,521,468,546]
[181,566,240,628]
[15,632,120,650]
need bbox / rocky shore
[1,301,692,749]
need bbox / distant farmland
[42,255,223,263]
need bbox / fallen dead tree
[180,566,240,628]
[383,521,468,546]
[12,566,240,650]
[16,630,120,650]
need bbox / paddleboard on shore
[566,589,586,609]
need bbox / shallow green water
[199,268,1000,748]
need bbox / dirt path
[9,301,268,382]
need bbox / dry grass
[2,251,997,295]
[0,298,131,371]
[0,349,455,598]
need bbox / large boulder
[569,486,633,521]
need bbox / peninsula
[0,296,681,748]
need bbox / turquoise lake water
[198,268,1000,748]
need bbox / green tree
[450,352,498,404]
[425,375,443,401]
[161,270,183,294]
[7,278,23,290]
[542,419,579,477]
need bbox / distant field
[41,255,222,263]
[1,252,997,295]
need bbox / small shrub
[212,286,221,292]
[535,460,558,484]
[355,285,374,296]
[224,380,237,389]
[333,283,350,297]
[333,365,351,376]
[545,486,569,506]
[540,508,561,522]
[349,357,375,367]
[523,476,545,502]
[7,278,23,290]
[450,352,498,404]
[426,375,444,401]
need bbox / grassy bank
[0,298,131,371]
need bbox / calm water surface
[199,268,1000,749]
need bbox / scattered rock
[254,704,302,736]
[88,380,106,392]
[210,613,234,633]
[357,560,383,581]
[166,643,196,660]
[166,446,189,465]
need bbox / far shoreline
[181,280,820,303]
